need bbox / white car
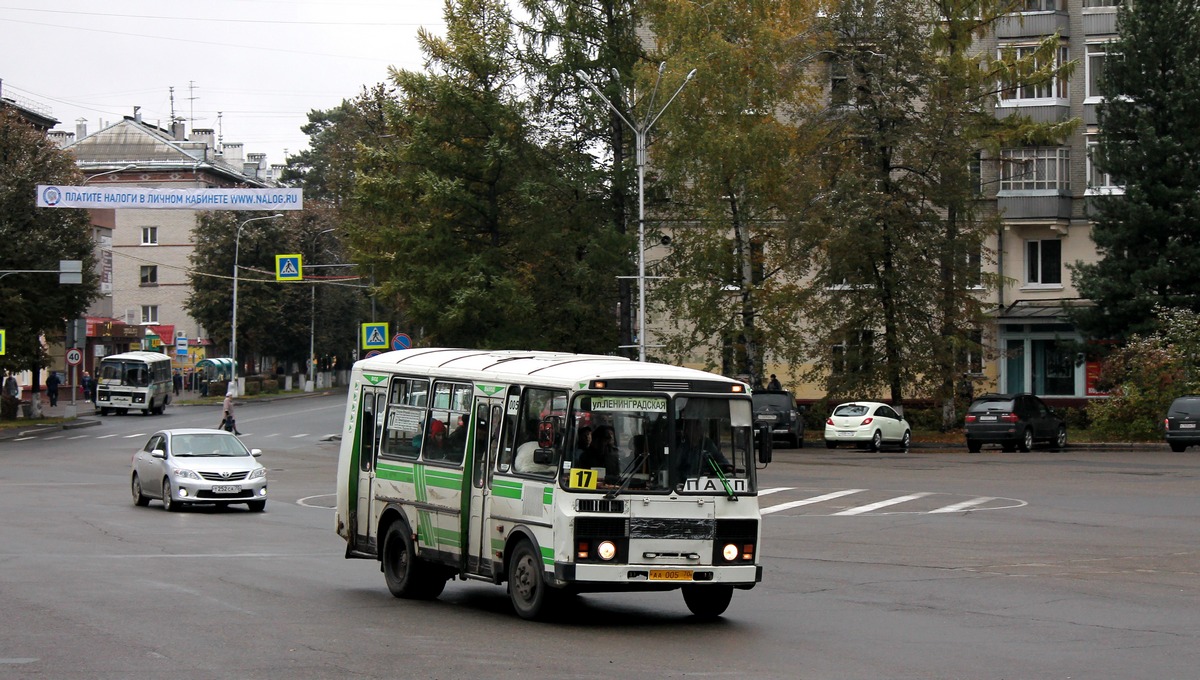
[824,402,911,451]
[131,428,267,512]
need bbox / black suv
[1164,395,1200,451]
[964,393,1066,453]
[753,390,805,448]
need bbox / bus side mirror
[757,425,772,466]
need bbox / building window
[1020,0,1058,10]
[999,45,1070,103]
[139,265,158,286]
[1086,137,1122,193]
[141,226,158,245]
[1086,43,1109,100]
[1000,147,1071,192]
[1026,239,1062,286]
[1082,0,1120,7]
[141,305,158,324]
[832,330,875,375]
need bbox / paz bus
[96,350,173,415]
[335,348,772,620]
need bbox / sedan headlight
[248,468,266,480]
[174,468,201,480]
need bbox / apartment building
[983,0,1121,401]
[58,111,278,377]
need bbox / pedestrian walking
[46,372,61,407]
[767,374,782,390]
[220,389,242,435]
[172,370,182,397]
[81,371,93,403]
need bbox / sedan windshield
[171,434,250,457]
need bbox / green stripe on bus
[492,480,522,499]
[423,469,463,490]
[363,374,388,385]
[491,538,505,553]
[540,545,554,566]
[435,527,462,548]
[542,487,554,505]
[376,464,415,484]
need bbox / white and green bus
[335,348,772,620]
[96,350,173,415]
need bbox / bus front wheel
[508,541,552,620]
[382,523,437,600]
[682,584,733,620]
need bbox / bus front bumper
[554,562,761,587]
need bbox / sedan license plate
[1180,423,1196,429]
[837,431,855,437]
[649,569,693,581]
[211,485,241,494]
[979,415,998,421]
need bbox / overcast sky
[1,0,447,167]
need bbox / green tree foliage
[518,0,646,352]
[797,0,1073,418]
[1087,307,1200,440]
[0,108,100,381]
[346,0,623,351]
[1071,0,1200,345]
[640,0,827,384]
[185,209,361,373]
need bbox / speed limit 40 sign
[66,348,83,366]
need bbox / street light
[580,63,696,362]
[308,228,336,391]
[230,213,284,395]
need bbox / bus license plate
[649,569,693,581]
[211,485,241,494]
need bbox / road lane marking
[290,433,308,438]
[97,434,118,439]
[930,497,996,513]
[761,489,866,515]
[123,433,146,438]
[758,487,793,497]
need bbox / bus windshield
[99,360,149,386]
[565,393,754,495]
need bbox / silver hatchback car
[131,429,267,512]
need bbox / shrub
[263,379,279,393]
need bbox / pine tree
[1072,0,1200,345]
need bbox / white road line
[68,435,88,439]
[44,436,63,440]
[123,433,146,438]
[761,489,866,515]
[834,492,933,516]
[13,437,35,441]
[290,433,308,438]
[265,433,280,438]
[758,487,793,497]
[97,434,118,439]
[929,496,995,513]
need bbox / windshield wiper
[605,452,648,499]
[706,456,738,501]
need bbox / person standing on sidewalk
[221,389,242,435]
[46,372,61,407]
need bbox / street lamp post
[308,228,335,392]
[230,213,284,396]
[580,64,696,362]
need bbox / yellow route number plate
[568,468,599,490]
[649,569,694,581]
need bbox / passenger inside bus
[577,425,620,481]
[675,419,732,479]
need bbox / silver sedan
[130,429,267,512]
[823,401,911,452]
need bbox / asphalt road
[1,393,1197,679]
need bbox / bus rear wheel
[682,584,733,620]
[382,523,439,600]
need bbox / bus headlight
[597,541,617,561]
[722,543,739,561]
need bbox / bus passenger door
[467,397,504,575]
[354,385,386,552]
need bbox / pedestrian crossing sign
[276,254,303,281]
[361,322,389,350]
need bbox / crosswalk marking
[761,489,866,515]
[834,492,933,516]
[758,487,793,497]
[930,496,995,513]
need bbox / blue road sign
[362,322,389,350]
[392,333,412,350]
